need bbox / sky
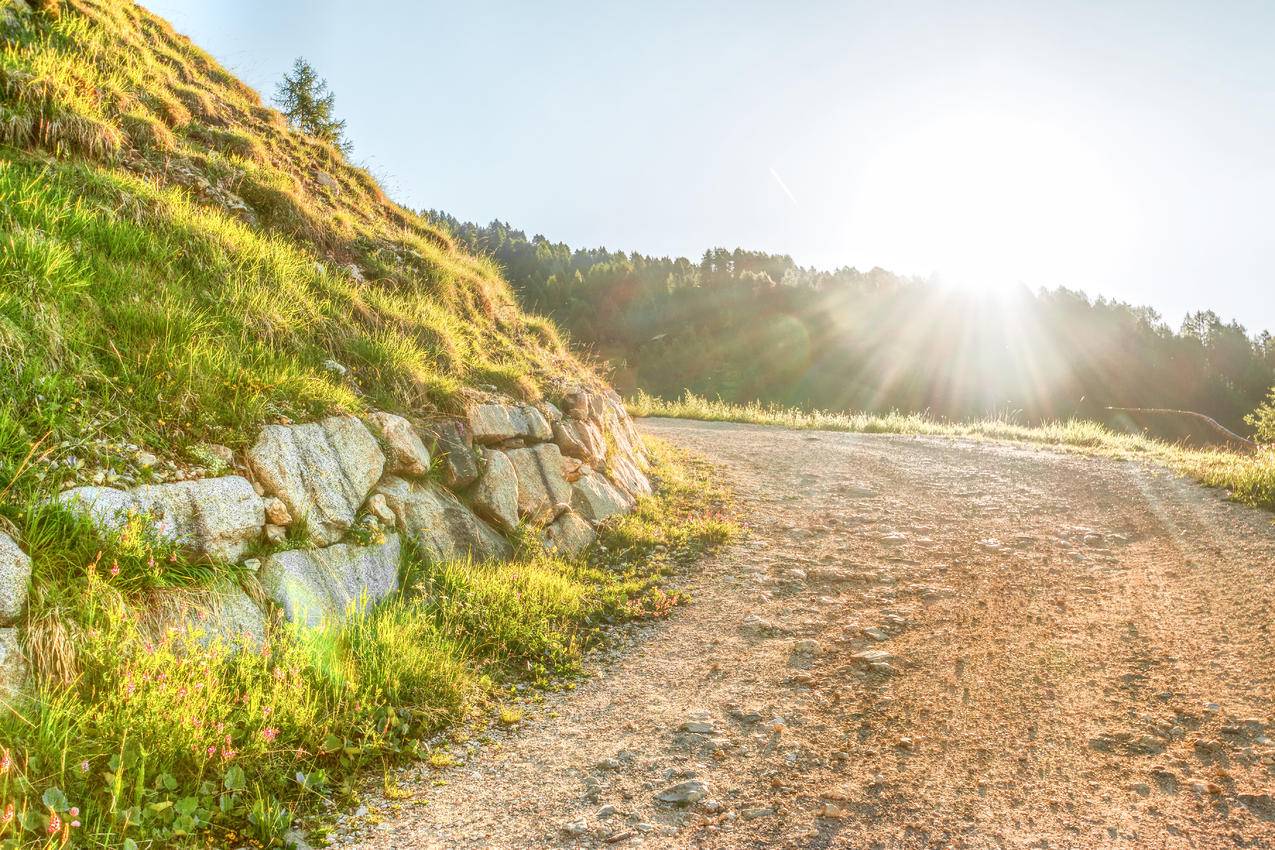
[145,0,1275,334]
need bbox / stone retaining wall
[0,388,651,694]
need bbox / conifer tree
[273,57,351,153]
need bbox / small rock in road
[656,779,709,804]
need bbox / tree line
[421,217,1275,439]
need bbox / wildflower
[261,727,279,743]
[109,561,120,577]
[0,748,9,773]
[206,745,216,758]
[2,802,13,823]
[262,706,273,718]
[69,807,78,818]
[79,760,89,774]
[47,810,61,834]
[168,551,178,563]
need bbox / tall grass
[630,391,1275,512]
[0,440,735,848]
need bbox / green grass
[630,390,1275,512]
[0,439,735,848]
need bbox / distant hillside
[0,0,598,504]
[427,214,1275,438]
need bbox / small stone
[784,568,807,581]
[136,450,159,468]
[563,818,589,836]
[818,802,849,819]
[322,358,348,376]
[365,492,396,526]
[793,639,822,655]
[852,649,895,665]
[741,613,778,635]
[243,558,262,573]
[604,831,636,844]
[263,496,292,526]
[702,799,723,813]
[597,804,616,818]
[206,444,235,467]
[681,709,716,734]
[656,779,708,804]
[635,822,654,833]
[742,806,776,820]
[263,524,287,545]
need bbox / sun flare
[849,110,1139,293]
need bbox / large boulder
[59,479,264,563]
[467,450,520,533]
[247,415,385,546]
[608,456,653,500]
[571,473,633,524]
[0,533,30,626]
[541,510,596,558]
[133,477,265,562]
[260,535,401,628]
[468,403,552,445]
[57,485,135,531]
[363,411,431,477]
[420,420,480,489]
[152,581,267,648]
[505,444,572,524]
[553,419,607,466]
[0,628,26,699]
[375,477,510,563]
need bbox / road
[350,417,1275,849]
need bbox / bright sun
[847,110,1137,293]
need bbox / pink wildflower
[109,561,120,577]
[47,810,61,834]
[0,748,9,773]
[261,727,279,743]
[2,802,13,823]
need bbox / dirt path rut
[350,417,1275,849]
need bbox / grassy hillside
[0,0,596,510]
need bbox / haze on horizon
[146,0,1275,335]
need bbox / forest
[426,213,1275,438]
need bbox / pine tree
[273,57,351,153]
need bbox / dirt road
[350,418,1275,849]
